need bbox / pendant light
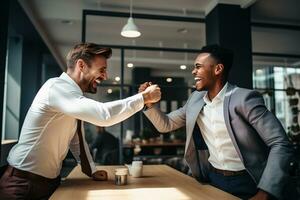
[180,43,188,70]
[121,0,141,38]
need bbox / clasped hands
[139,82,161,107]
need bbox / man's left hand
[249,190,270,200]
[92,170,108,181]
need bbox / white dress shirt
[8,72,144,178]
[196,83,245,171]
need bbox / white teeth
[95,80,101,84]
[194,77,201,81]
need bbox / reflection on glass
[253,65,300,143]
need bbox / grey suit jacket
[144,83,294,199]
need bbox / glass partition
[253,63,300,144]
[2,35,23,141]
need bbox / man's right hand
[141,83,161,106]
[139,82,152,93]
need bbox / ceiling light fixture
[61,20,73,25]
[166,78,173,83]
[180,43,188,70]
[177,28,188,34]
[180,65,187,70]
[115,76,121,82]
[121,0,141,38]
[255,69,263,75]
[107,89,113,94]
[127,63,134,68]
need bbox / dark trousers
[0,165,60,200]
[208,170,257,200]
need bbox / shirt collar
[203,82,228,105]
[60,72,83,95]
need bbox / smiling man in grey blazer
[140,45,295,200]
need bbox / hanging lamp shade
[121,17,141,38]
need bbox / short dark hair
[66,43,112,68]
[199,44,233,79]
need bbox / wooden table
[50,165,239,200]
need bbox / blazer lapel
[184,93,209,181]
[185,94,206,154]
[223,84,244,163]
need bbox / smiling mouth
[194,77,202,83]
[92,79,101,89]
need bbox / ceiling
[18,0,300,86]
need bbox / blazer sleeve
[240,90,294,199]
[143,103,187,133]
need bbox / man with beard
[0,43,161,199]
[139,45,295,200]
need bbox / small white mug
[126,161,143,178]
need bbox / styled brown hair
[66,43,112,68]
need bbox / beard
[87,81,97,93]
[81,78,97,94]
